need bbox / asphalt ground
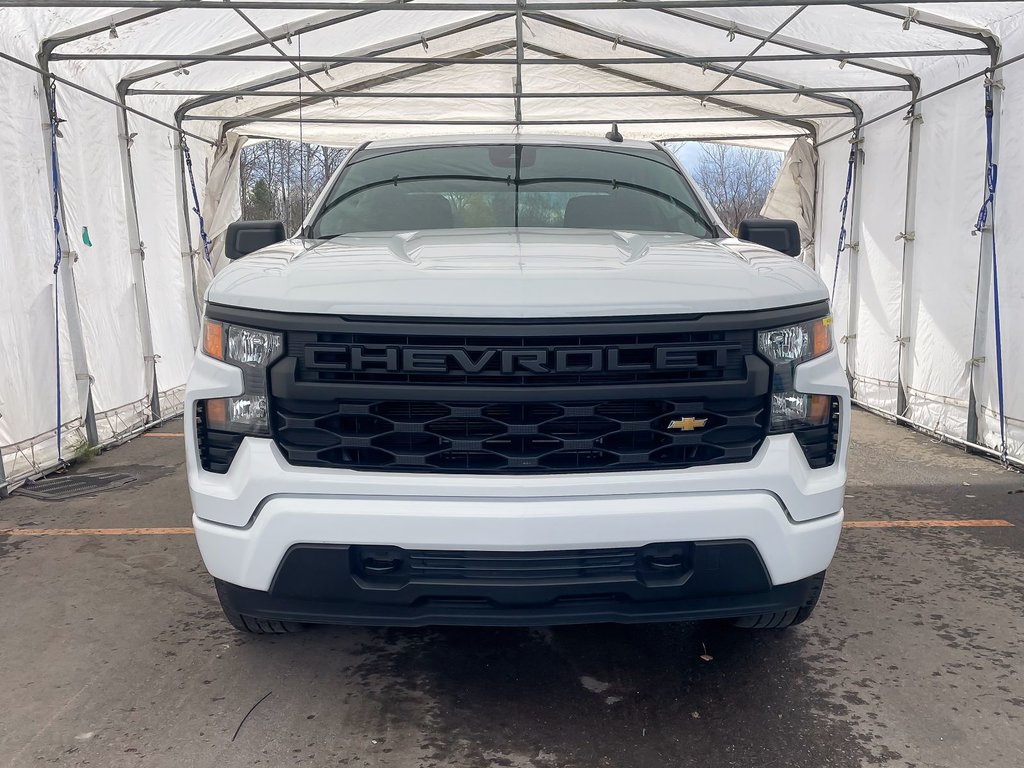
[1,409,1022,768]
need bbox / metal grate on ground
[15,471,137,501]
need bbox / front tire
[215,580,304,634]
[732,571,825,629]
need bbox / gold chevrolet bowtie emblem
[668,417,708,431]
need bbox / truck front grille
[272,396,767,473]
[203,303,830,475]
[288,327,747,387]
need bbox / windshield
[308,144,718,239]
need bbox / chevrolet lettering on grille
[305,344,733,375]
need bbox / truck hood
[207,228,828,317]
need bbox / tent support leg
[35,58,99,451]
[896,93,923,420]
[173,127,202,348]
[0,452,9,498]
[843,121,865,394]
[116,84,161,420]
[967,67,1003,448]
[514,3,524,125]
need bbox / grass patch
[71,438,100,464]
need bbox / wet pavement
[1,410,1022,768]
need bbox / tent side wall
[811,26,1023,465]
[0,23,86,479]
[3,3,1024,487]
[981,13,1024,461]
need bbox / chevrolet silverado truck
[185,134,849,633]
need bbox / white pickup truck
[185,134,849,633]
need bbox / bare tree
[240,139,349,233]
[690,143,782,234]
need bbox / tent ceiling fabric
[20,1,1014,144]
[3,0,1024,482]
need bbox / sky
[666,141,705,172]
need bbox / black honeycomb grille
[272,396,767,474]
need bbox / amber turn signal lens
[808,393,832,425]
[812,316,833,358]
[202,319,224,361]
[204,398,228,430]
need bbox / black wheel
[215,580,304,634]
[732,571,825,629]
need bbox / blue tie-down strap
[47,81,66,461]
[974,83,1007,461]
[831,138,858,300]
[181,135,213,265]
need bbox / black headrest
[564,191,669,232]
[563,194,613,229]
[360,190,454,231]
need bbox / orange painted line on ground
[843,519,1013,529]
[142,432,185,438]
[0,527,194,537]
[1,520,1013,537]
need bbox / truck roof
[362,133,661,152]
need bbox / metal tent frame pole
[173,131,203,347]
[967,56,1003,448]
[115,83,163,421]
[129,85,910,98]
[514,1,525,125]
[0,1,1004,10]
[895,92,923,420]
[188,113,850,126]
[658,132,809,142]
[53,49,988,64]
[33,61,100,452]
[843,125,865,390]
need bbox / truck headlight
[199,318,283,435]
[769,391,832,432]
[757,316,832,365]
[758,316,835,435]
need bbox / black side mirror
[738,218,801,258]
[225,220,286,260]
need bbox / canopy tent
[1,1,1023,489]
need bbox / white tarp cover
[2,1,1024,481]
[761,136,816,265]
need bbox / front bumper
[193,474,843,594]
[187,342,848,625]
[214,547,827,628]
